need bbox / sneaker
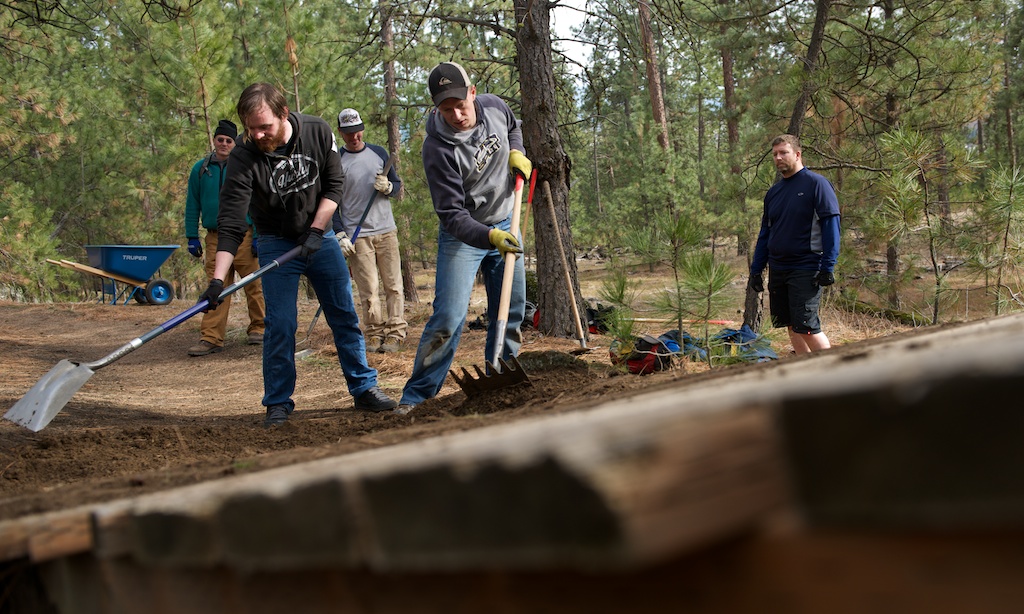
[378,337,403,353]
[187,340,224,356]
[366,336,383,353]
[393,403,416,415]
[354,386,398,412]
[247,332,264,345]
[263,404,290,428]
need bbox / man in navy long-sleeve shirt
[749,134,841,354]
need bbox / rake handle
[490,173,526,368]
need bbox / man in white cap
[395,61,532,414]
[332,108,407,354]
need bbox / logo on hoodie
[474,134,502,172]
[269,154,320,197]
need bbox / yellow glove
[488,229,522,257]
[508,150,532,180]
[373,174,393,195]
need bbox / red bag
[610,334,672,375]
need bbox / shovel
[4,246,302,432]
[449,173,531,396]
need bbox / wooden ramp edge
[3,314,1024,611]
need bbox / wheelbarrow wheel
[132,289,148,305]
[145,279,174,306]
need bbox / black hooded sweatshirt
[216,112,344,255]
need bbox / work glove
[338,232,356,257]
[814,270,835,287]
[187,238,203,258]
[748,273,764,294]
[251,236,259,257]
[373,174,393,195]
[198,278,224,311]
[488,228,522,258]
[508,149,532,180]
[297,227,324,259]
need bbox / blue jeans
[258,231,377,411]
[400,218,525,406]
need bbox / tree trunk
[1006,64,1017,168]
[639,0,669,152]
[785,0,833,138]
[380,0,418,304]
[514,0,580,340]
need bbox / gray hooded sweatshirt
[421,93,524,249]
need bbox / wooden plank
[0,508,94,563]
[28,512,93,562]
[49,259,146,287]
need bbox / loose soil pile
[0,299,726,522]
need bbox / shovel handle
[86,246,302,370]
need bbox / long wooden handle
[490,174,526,367]
[544,181,587,346]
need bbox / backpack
[609,334,673,375]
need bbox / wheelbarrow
[47,244,179,306]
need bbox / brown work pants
[200,229,265,346]
[349,230,406,341]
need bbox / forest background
[3,0,1024,337]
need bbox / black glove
[748,273,764,294]
[814,270,835,287]
[251,236,259,257]
[187,238,203,258]
[297,227,324,259]
[198,279,224,311]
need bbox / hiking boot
[263,404,290,428]
[188,340,224,356]
[354,386,398,412]
[366,336,383,353]
[393,403,416,416]
[378,337,402,353]
[247,332,264,345]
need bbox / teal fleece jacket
[184,154,227,238]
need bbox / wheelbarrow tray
[85,244,178,281]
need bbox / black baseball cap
[428,62,472,106]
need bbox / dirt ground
[1,293,761,523]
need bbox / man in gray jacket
[396,62,531,414]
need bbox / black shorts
[768,269,823,334]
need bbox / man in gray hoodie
[396,62,532,414]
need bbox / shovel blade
[4,360,95,432]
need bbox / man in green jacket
[184,119,265,356]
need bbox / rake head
[449,355,531,397]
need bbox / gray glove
[297,227,324,259]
